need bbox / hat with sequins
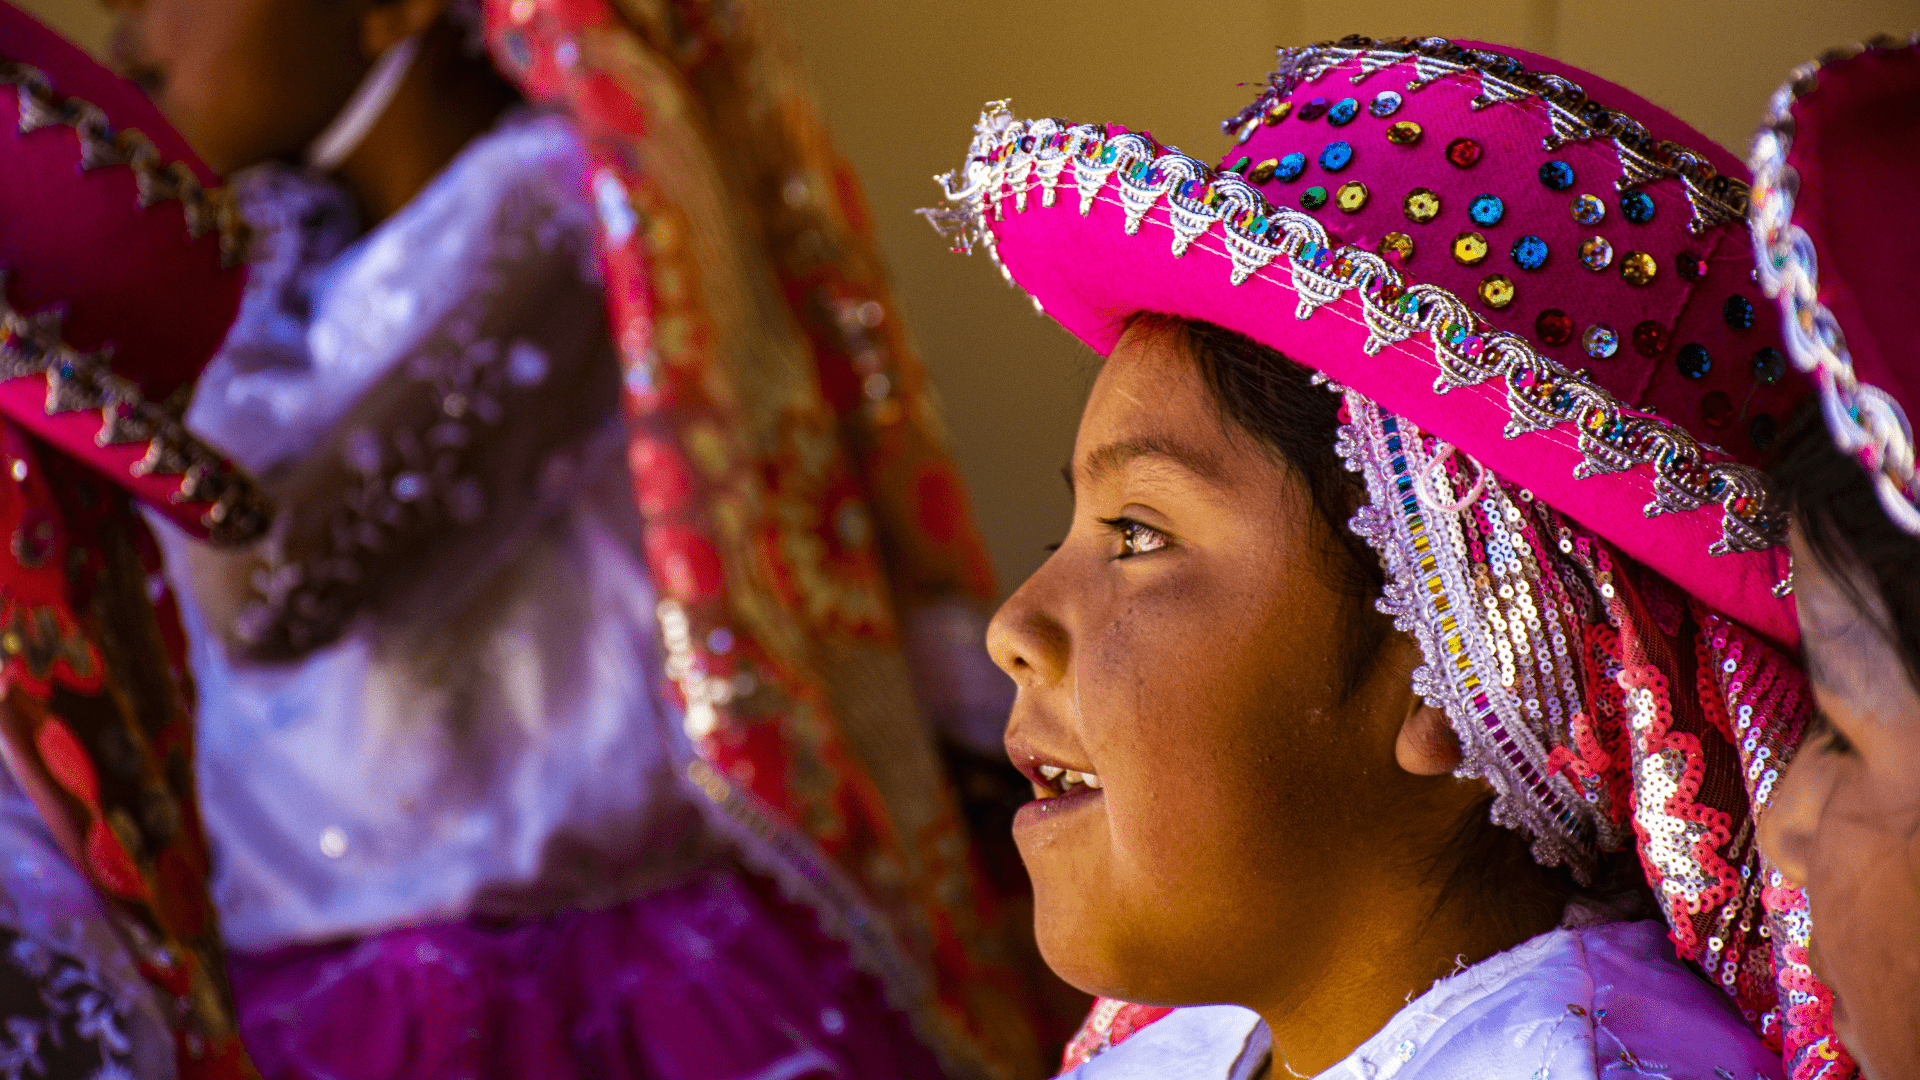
[1751,33,1920,535]
[0,3,267,543]
[926,36,1806,645]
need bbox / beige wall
[23,0,1919,593]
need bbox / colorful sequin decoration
[1327,97,1359,126]
[1584,323,1620,359]
[1445,137,1482,168]
[1452,231,1489,266]
[1479,274,1515,309]
[1468,193,1505,226]
[1263,100,1292,125]
[1536,308,1574,346]
[1336,181,1369,213]
[1379,232,1415,263]
[1751,347,1786,385]
[1511,235,1549,271]
[1386,121,1423,146]
[1301,186,1329,210]
[1723,295,1755,331]
[1620,251,1657,286]
[1572,194,1607,225]
[1633,320,1669,358]
[1250,158,1279,183]
[1620,190,1656,224]
[1320,141,1353,171]
[1678,342,1712,378]
[1539,159,1575,191]
[1579,236,1614,271]
[1297,97,1329,121]
[1701,390,1734,428]
[1404,188,1441,223]
[1676,250,1708,282]
[1275,153,1306,182]
[1369,90,1403,117]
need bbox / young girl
[929,36,1850,1080]
[1750,33,1920,1080]
[113,0,1045,1075]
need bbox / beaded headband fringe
[1749,32,1920,537]
[924,104,1785,558]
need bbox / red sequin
[1535,308,1575,346]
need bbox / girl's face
[1759,528,1920,1079]
[109,0,371,174]
[986,324,1460,1011]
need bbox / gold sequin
[1404,188,1441,224]
[1336,181,1370,213]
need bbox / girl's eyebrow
[1067,437,1226,495]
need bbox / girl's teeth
[1081,773,1102,789]
[1038,765,1064,781]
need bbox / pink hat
[1751,33,1920,535]
[0,3,266,543]
[927,36,1805,646]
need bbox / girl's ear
[1395,698,1462,776]
[360,0,448,59]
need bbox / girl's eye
[1098,516,1169,559]
[1806,709,1856,756]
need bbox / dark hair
[1773,398,1920,693]
[1132,313,1652,934]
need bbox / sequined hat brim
[926,105,1796,646]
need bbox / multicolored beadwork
[1452,231,1489,266]
[1369,90,1403,117]
[1444,136,1482,168]
[1468,193,1504,226]
[1572,194,1607,225]
[1536,308,1574,346]
[1385,120,1423,146]
[1275,152,1307,182]
[1678,342,1712,379]
[1301,185,1329,210]
[1539,159,1575,191]
[1328,97,1359,126]
[1379,231,1415,262]
[1319,141,1353,171]
[1335,180,1369,213]
[1620,190,1656,224]
[1583,323,1619,359]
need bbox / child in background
[114,0,1045,1075]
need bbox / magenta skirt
[227,868,945,1080]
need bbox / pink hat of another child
[927,36,1805,647]
[1751,33,1920,535]
[0,2,266,543]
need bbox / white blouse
[155,110,719,952]
[1064,919,1783,1080]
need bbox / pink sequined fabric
[1335,391,1839,1078]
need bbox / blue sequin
[1678,343,1712,379]
[1469,194,1505,226]
[1274,153,1307,182]
[1369,91,1403,117]
[1510,235,1549,270]
[1724,295,1756,330]
[1328,98,1359,126]
[1620,190,1656,224]
[1538,160,1575,191]
[1319,141,1354,172]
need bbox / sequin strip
[0,281,269,545]
[1,61,249,268]
[1224,36,1750,236]
[926,106,1785,555]
[1749,33,1920,537]
[1337,391,1596,871]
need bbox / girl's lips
[1012,782,1105,833]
